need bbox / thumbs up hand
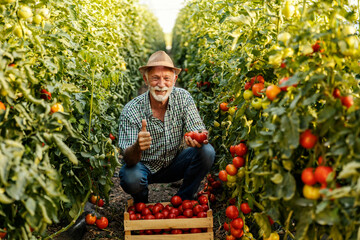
[137,119,151,151]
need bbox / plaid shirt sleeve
[183,91,206,132]
[117,111,139,154]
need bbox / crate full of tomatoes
[124,195,213,240]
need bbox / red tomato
[235,143,248,157]
[220,102,229,111]
[90,195,98,204]
[183,209,194,218]
[182,200,193,210]
[127,206,135,212]
[162,209,170,218]
[144,214,155,220]
[251,75,265,83]
[229,145,236,156]
[193,132,207,144]
[226,235,236,240]
[85,214,96,225]
[225,205,239,219]
[219,170,228,182]
[252,83,264,97]
[171,195,182,207]
[226,164,238,176]
[229,198,236,205]
[135,202,146,213]
[141,208,151,216]
[129,213,137,220]
[96,217,108,229]
[109,133,116,141]
[144,229,153,234]
[231,227,244,238]
[190,228,202,233]
[193,205,204,215]
[211,180,221,189]
[152,205,162,214]
[230,218,244,230]
[314,166,333,184]
[244,82,253,90]
[0,228,6,239]
[232,156,245,168]
[197,212,207,218]
[278,77,297,91]
[40,89,52,100]
[266,85,281,101]
[155,212,165,219]
[268,215,275,225]
[223,222,230,231]
[169,208,180,216]
[299,129,317,149]
[191,200,198,207]
[171,229,183,234]
[312,40,323,53]
[168,213,177,219]
[198,195,208,205]
[318,156,324,165]
[301,168,317,185]
[209,193,216,203]
[97,199,104,207]
[240,203,251,214]
[332,88,341,98]
[201,204,209,212]
[341,95,354,108]
[207,173,215,183]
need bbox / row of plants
[0,0,165,238]
[173,0,359,239]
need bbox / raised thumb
[141,119,147,131]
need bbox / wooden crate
[124,199,214,240]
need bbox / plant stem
[283,210,294,240]
[88,71,95,140]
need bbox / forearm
[123,140,142,167]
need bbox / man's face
[145,66,177,103]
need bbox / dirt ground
[80,173,227,240]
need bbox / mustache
[150,86,170,91]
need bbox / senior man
[118,51,215,203]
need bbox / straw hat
[139,51,182,75]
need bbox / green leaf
[254,213,271,238]
[295,209,312,240]
[25,197,37,216]
[318,105,336,123]
[315,208,340,225]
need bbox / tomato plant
[173,0,360,238]
[0,0,165,238]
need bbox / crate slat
[125,232,213,240]
[124,217,213,230]
[124,199,213,240]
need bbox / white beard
[149,84,174,102]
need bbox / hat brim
[139,62,182,75]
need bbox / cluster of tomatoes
[223,203,253,239]
[218,143,248,188]
[301,157,335,200]
[127,195,209,235]
[184,131,208,144]
[85,195,108,229]
[197,173,221,203]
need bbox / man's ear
[143,75,148,85]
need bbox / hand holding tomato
[184,130,208,148]
[138,119,151,151]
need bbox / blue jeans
[119,144,215,202]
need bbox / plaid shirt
[118,87,206,173]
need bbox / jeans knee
[199,144,215,169]
[119,165,148,195]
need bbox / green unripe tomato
[33,14,42,24]
[18,6,33,19]
[243,90,253,100]
[251,98,262,110]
